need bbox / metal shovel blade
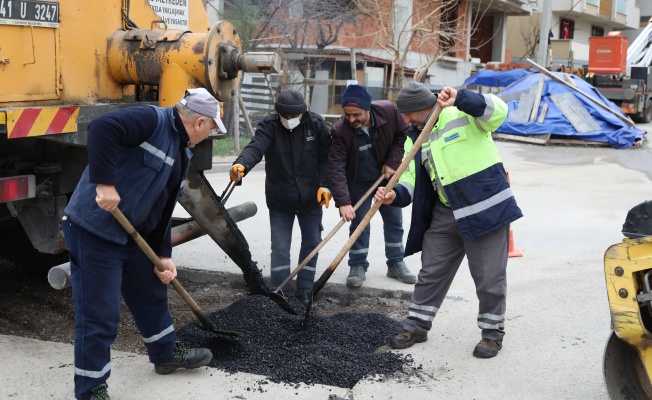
[267,290,297,315]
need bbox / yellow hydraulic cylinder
[107,21,242,101]
[107,20,280,104]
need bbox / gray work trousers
[402,200,509,341]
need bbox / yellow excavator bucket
[604,202,652,399]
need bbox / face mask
[280,116,301,130]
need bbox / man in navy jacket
[64,88,224,400]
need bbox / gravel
[178,294,411,388]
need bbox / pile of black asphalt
[178,294,411,389]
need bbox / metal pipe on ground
[47,201,258,290]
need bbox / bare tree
[355,0,494,94]
[518,15,541,60]
[247,0,357,51]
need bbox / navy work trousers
[65,220,176,400]
[348,182,405,269]
[269,206,323,291]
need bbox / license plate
[0,0,59,28]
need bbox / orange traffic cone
[505,171,522,258]
[508,230,522,258]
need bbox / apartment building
[506,0,642,68]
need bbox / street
[1,124,651,399]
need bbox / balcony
[550,39,591,66]
[552,0,639,30]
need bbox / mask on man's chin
[280,116,301,130]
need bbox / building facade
[506,0,642,68]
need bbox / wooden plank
[546,138,610,147]
[526,58,635,126]
[529,75,545,122]
[563,73,576,88]
[537,103,549,123]
[507,84,538,123]
[550,92,601,133]
[493,132,551,144]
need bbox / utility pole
[537,0,552,68]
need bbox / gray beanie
[396,81,438,113]
[275,89,307,115]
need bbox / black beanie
[341,84,372,110]
[396,81,438,113]
[275,89,307,115]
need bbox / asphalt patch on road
[178,294,412,388]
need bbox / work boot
[346,265,366,288]
[295,289,315,310]
[389,329,428,349]
[89,383,110,400]
[154,341,213,375]
[473,338,503,358]
[387,261,417,284]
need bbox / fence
[238,82,275,136]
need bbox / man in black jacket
[231,89,331,306]
[328,84,416,288]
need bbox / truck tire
[642,102,652,124]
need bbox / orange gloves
[230,164,245,181]
[317,187,332,208]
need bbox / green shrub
[213,137,251,156]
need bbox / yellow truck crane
[604,201,652,398]
[0,1,278,271]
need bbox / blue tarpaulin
[464,69,533,87]
[496,72,645,149]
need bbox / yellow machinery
[604,201,652,399]
[0,0,279,267]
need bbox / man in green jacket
[375,82,522,358]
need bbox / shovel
[304,104,444,319]
[272,174,385,295]
[220,171,242,206]
[110,207,240,338]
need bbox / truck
[0,1,278,272]
[588,20,652,123]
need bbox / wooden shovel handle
[311,104,444,297]
[274,174,385,292]
[110,207,216,330]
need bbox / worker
[374,82,522,358]
[328,84,416,288]
[62,87,226,400]
[231,89,331,307]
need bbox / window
[560,19,574,40]
[616,0,626,14]
[591,26,605,37]
[586,0,598,5]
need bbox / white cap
[180,88,227,133]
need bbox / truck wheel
[643,102,652,124]
[0,224,69,270]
